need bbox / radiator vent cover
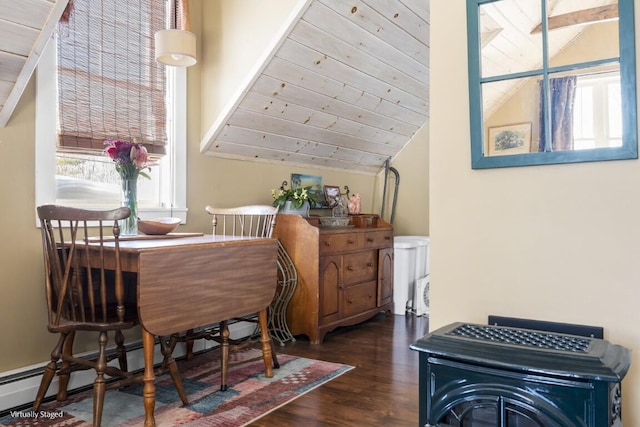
[411,322,630,382]
[448,323,591,353]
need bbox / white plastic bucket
[393,236,430,315]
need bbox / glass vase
[332,197,348,217]
[120,177,138,235]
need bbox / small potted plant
[271,183,316,216]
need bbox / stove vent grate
[447,324,591,353]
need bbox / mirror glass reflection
[468,0,636,168]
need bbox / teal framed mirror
[467,0,637,168]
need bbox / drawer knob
[366,238,374,243]
[367,262,373,267]
[348,298,353,303]
[324,241,331,246]
[348,239,356,244]
[347,265,354,271]
[384,236,391,240]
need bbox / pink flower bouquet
[104,139,156,179]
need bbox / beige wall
[0,79,55,367]
[430,2,640,424]
[0,0,429,375]
[376,123,430,236]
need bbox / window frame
[467,0,638,169]
[35,34,188,224]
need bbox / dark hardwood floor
[251,312,429,427]
[1,313,427,425]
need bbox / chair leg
[220,320,229,391]
[33,333,67,410]
[254,314,280,369]
[57,331,75,402]
[160,336,188,405]
[185,328,195,360]
[115,330,128,372]
[270,337,280,369]
[93,331,109,427]
[258,310,274,378]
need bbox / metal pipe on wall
[380,159,400,225]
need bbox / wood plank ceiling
[0,0,68,127]
[2,0,613,174]
[200,0,430,175]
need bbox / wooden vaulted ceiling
[1,0,428,176]
[198,0,615,174]
[1,0,617,174]
[200,0,430,175]
[0,0,68,127]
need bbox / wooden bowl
[137,217,181,235]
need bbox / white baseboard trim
[0,322,256,413]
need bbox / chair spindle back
[37,205,132,330]
[205,205,278,238]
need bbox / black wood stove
[410,322,631,427]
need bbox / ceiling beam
[0,0,69,128]
[531,4,618,34]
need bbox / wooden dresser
[274,214,393,344]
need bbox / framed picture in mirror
[487,123,532,156]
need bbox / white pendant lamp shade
[155,29,196,67]
[155,0,196,67]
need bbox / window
[574,72,622,150]
[35,0,187,221]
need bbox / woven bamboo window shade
[56,0,168,156]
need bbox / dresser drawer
[343,251,377,285]
[361,230,393,249]
[343,281,377,317]
[319,233,359,255]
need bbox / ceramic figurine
[348,193,361,215]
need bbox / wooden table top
[90,233,271,248]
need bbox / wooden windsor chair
[181,205,280,391]
[34,205,187,426]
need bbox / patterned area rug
[1,348,353,426]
